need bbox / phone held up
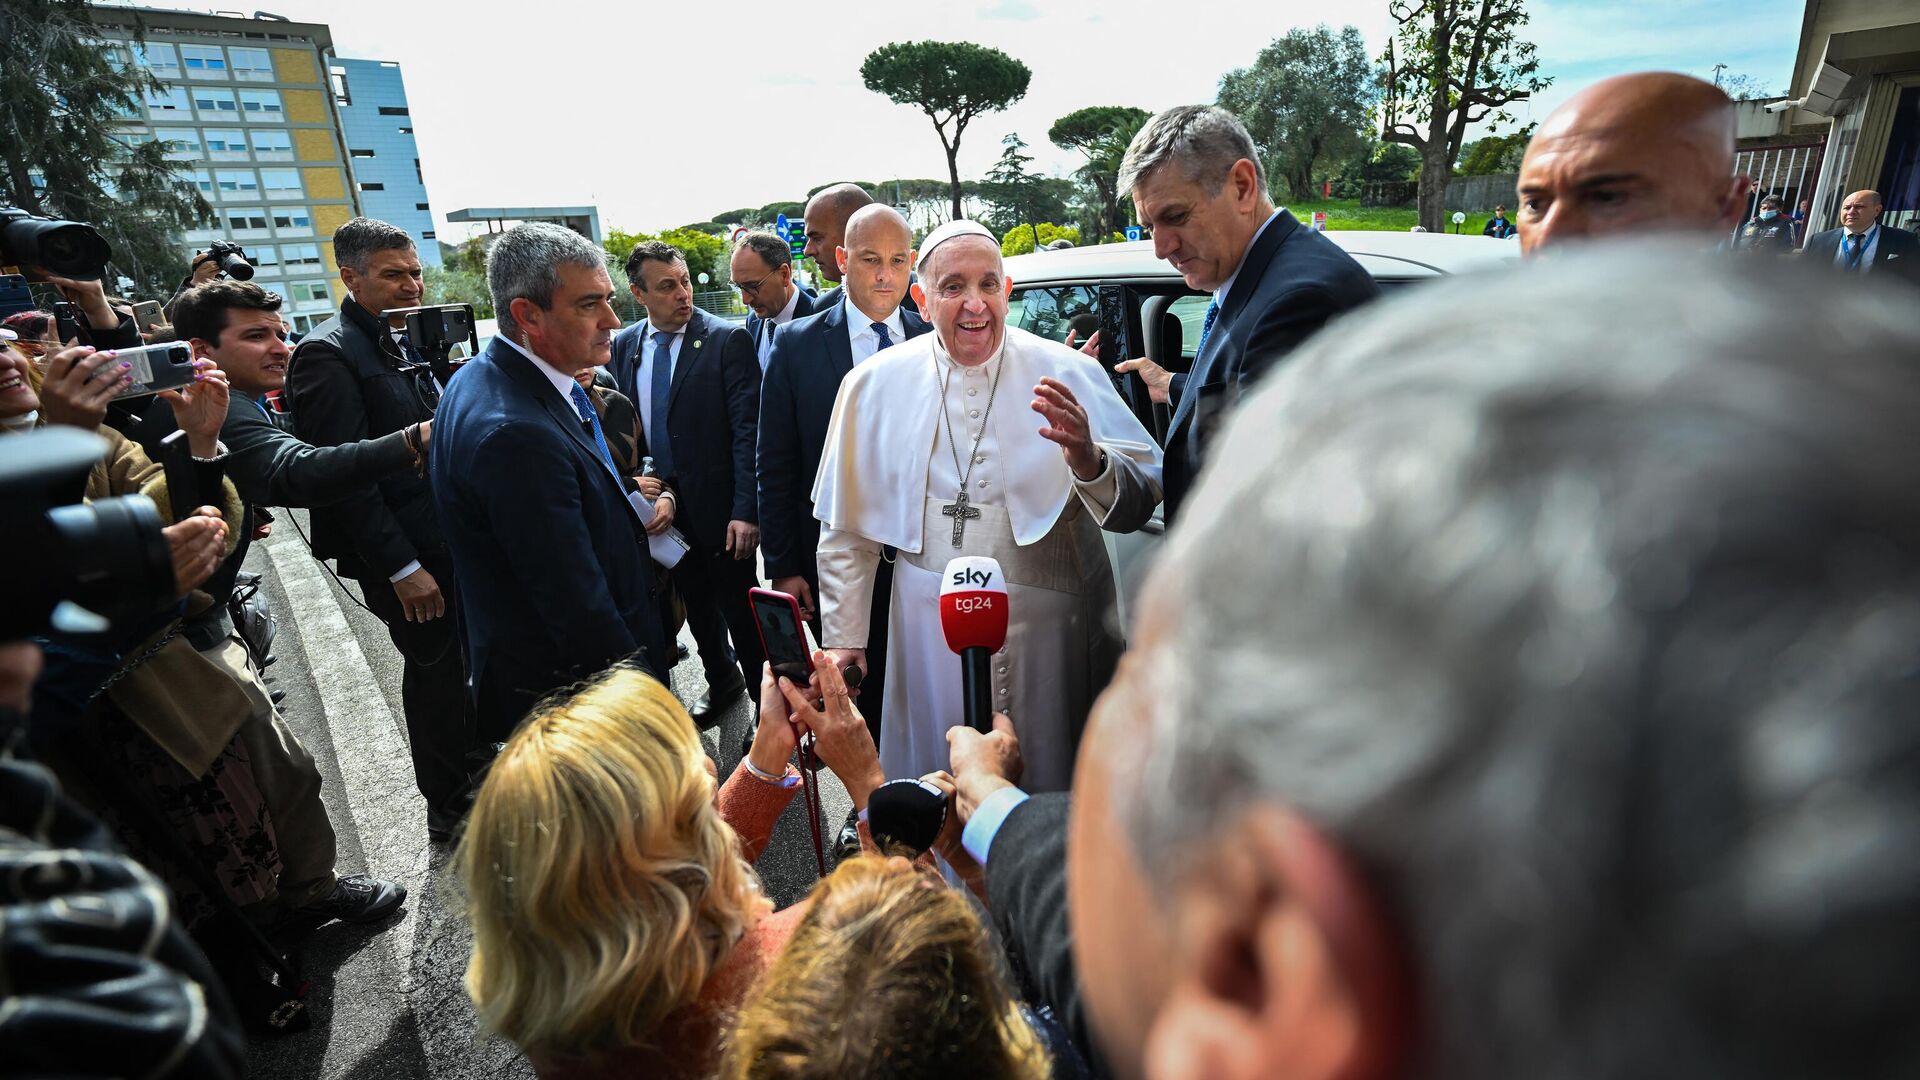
[749,587,814,685]
[111,341,198,399]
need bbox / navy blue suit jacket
[743,286,820,349]
[431,339,669,716]
[1803,225,1920,284]
[1163,209,1378,520]
[606,308,760,549]
[758,297,930,581]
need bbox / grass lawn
[1287,199,1516,238]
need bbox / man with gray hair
[733,229,818,371]
[1108,104,1376,521]
[430,223,671,737]
[952,248,1920,1079]
[290,216,474,842]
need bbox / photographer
[287,218,473,842]
[1,430,245,1079]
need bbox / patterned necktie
[871,321,893,351]
[1195,297,1221,358]
[568,382,619,479]
[1843,233,1866,272]
[649,330,675,476]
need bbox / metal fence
[1446,173,1519,212]
[1736,143,1825,214]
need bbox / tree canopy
[604,226,729,286]
[1217,25,1376,200]
[1049,106,1150,241]
[999,222,1079,257]
[1455,129,1531,175]
[1,0,212,297]
[861,41,1031,220]
[975,134,1075,239]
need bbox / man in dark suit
[733,230,818,372]
[607,240,763,723]
[288,218,478,841]
[1804,189,1920,285]
[760,205,929,739]
[1110,105,1377,520]
[432,223,672,740]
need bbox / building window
[239,90,283,116]
[414,157,422,183]
[215,169,259,194]
[154,128,201,159]
[415,202,430,210]
[361,182,385,191]
[329,67,351,106]
[192,169,215,195]
[289,281,330,302]
[181,45,228,78]
[250,129,293,160]
[192,88,239,118]
[251,244,280,267]
[397,126,413,134]
[226,208,270,231]
[261,169,303,199]
[203,130,248,160]
[284,244,322,267]
[272,207,312,231]
[420,230,436,239]
[229,47,273,82]
[138,43,181,79]
[145,85,191,114]
[350,148,375,158]
[377,106,409,117]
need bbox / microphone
[940,556,1008,733]
[865,777,949,856]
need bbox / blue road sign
[775,213,790,239]
[1125,226,1143,242]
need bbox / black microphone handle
[960,645,993,733]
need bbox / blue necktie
[568,382,619,479]
[1843,233,1865,272]
[872,321,893,351]
[649,330,675,476]
[1195,297,1221,358]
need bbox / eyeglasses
[734,272,779,297]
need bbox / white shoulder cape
[811,325,1163,551]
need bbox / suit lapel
[491,340,610,471]
[822,299,855,377]
[1170,210,1300,436]
[668,309,706,412]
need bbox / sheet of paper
[627,490,689,568]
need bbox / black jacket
[1163,209,1379,521]
[286,298,443,579]
[218,394,416,509]
[986,792,1112,1077]
[757,296,930,580]
[1803,224,1920,284]
[606,308,759,549]
[743,286,821,353]
[430,339,670,713]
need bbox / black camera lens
[0,211,112,281]
[46,495,176,625]
[217,249,254,281]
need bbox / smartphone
[112,341,197,399]
[1097,285,1130,368]
[750,587,814,684]
[132,300,164,333]
[52,301,83,346]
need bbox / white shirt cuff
[961,785,1030,868]
[1071,445,1120,521]
[387,559,423,584]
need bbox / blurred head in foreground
[1070,247,1920,1080]
[456,667,764,1062]
[721,855,1049,1080]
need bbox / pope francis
[811,220,1164,793]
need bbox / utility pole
[1712,63,1728,87]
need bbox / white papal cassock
[811,325,1163,794]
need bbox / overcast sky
[112,0,1803,240]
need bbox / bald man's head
[839,205,916,323]
[1517,72,1749,255]
[1840,189,1885,235]
[803,184,876,282]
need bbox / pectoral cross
[942,489,981,548]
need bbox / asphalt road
[243,510,851,1079]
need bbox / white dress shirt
[845,301,909,366]
[634,322,688,449]
[756,287,803,371]
[1214,207,1284,308]
[1834,223,1882,273]
[497,332,582,409]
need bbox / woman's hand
[157,359,228,458]
[164,506,228,596]
[746,663,799,778]
[779,652,886,809]
[39,345,128,430]
[918,769,987,898]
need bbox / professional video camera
[384,303,476,389]
[0,207,112,282]
[1,429,177,642]
[201,239,254,281]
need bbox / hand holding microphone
[940,556,1009,733]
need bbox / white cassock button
[969,409,980,418]
[997,665,1007,675]
[968,387,978,397]
[978,480,990,489]
[974,454,986,464]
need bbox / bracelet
[742,757,800,788]
[402,422,423,460]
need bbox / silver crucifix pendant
[941,489,981,548]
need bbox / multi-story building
[331,58,442,267]
[90,7,360,332]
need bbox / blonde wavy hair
[721,855,1051,1080]
[454,666,763,1061]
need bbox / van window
[1007,285,1097,345]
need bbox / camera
[0,428,177,642]
[385,303,476,388]
[0,207,112,281]
[203,240,254,281]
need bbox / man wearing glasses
[732,231,820,372]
